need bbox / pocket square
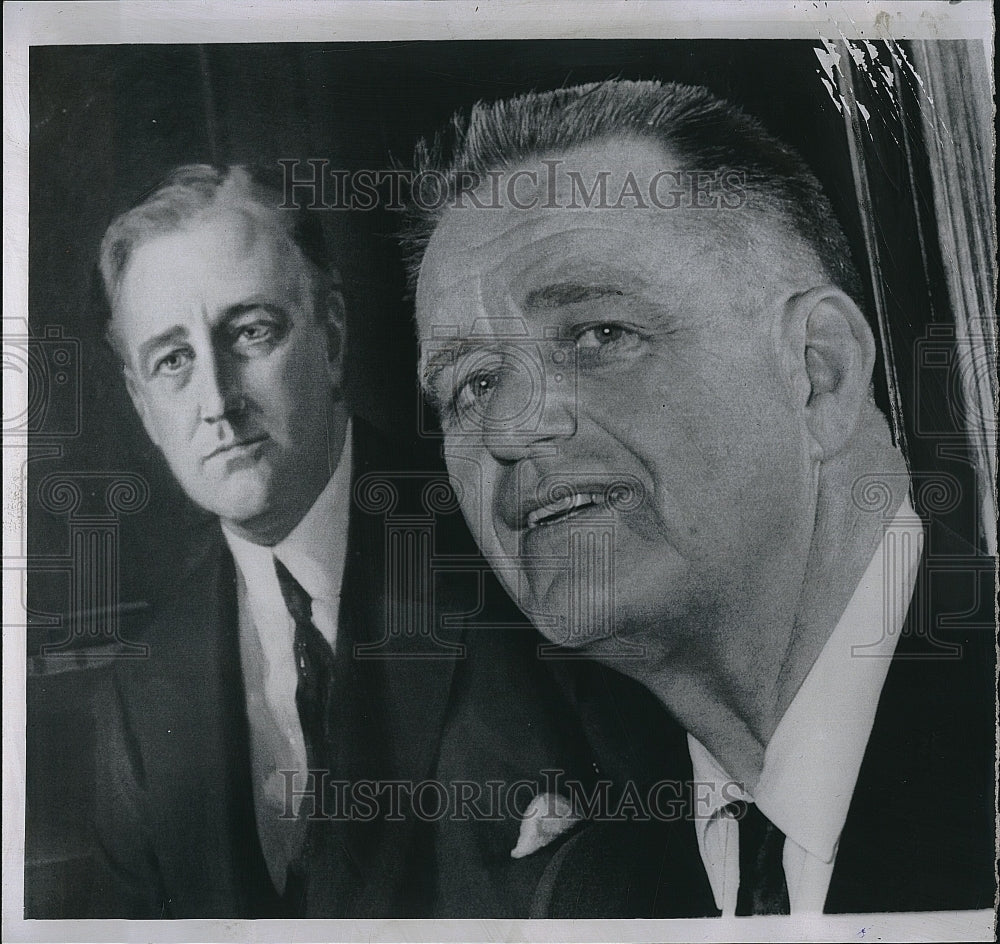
[510,791,582,859]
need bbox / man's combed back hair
[400,79,864,308]
[99,163,334,315]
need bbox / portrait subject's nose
[195,349,244,424]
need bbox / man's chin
[190,483,278,538]
[520,608,650,665]
[513,567,680,662]
[514,579,627,651]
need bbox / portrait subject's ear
[320,287,346,388]
[123,367,162,450]
[786,286,876,458]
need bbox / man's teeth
[526,492,604,529]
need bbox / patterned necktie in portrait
[273,557,343,915]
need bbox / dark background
[23,40,984,916]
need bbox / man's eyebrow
[137,326,188,368]
[420,339,492,396]
[218,299,289,324]
[524,283,629,309]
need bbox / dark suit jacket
[530,516,997,917]
[88,418,682,918]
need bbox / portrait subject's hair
[400,79,865,311]
[99,164,337,351]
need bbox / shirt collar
[222,419,353,617]
[690,495,923,862]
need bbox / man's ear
[123,366,162,450]
[318,287,346,387]
[785,286,876,458]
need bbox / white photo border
[3,3,995,942]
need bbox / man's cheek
[457,485,490,551]
[444,452,488,540]
[152,422,187,470]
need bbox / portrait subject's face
[415,139,817,656]
[112,208,342,541]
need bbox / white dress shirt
[689,497,923,914]
[221,422,353,891]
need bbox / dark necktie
[727,801,791,915]
[274,557,337,776]
[273,557,339,914]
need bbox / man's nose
[480,360,577,463]
[195,350,244,424]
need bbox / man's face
[113,207,342,541]
[415,138,815,656]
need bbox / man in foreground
[406,80,995,915]
[88,163,669,917]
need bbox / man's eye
[153,349,192,375]
[235,322,275,344]
[576,323,632,348]
[228,316,288,357]
[574,323,645,363]
[453,369,500,414]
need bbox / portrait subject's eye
[229,310,287,355]
[238,323,273,342]
[152,347,193,376]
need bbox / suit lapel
[136,528,283,916]
[825,522,995,912]
[339,418,462,784]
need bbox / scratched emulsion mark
[808,28,953,457]
[813,32,949,149]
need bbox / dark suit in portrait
[89,419,438,918]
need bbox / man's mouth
[204,435,268,462]
[525,490,607,530]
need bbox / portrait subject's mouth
[203,435,268,464]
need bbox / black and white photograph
[3,2,996,941]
